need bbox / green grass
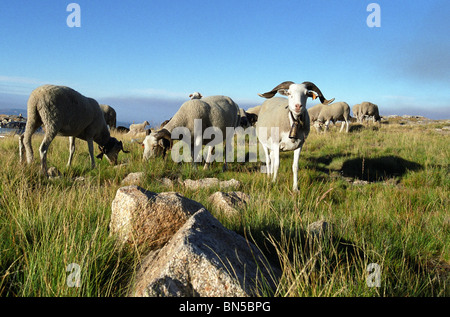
[0,120,448,297]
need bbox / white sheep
[19,85,129,177]
[256,81,334,191]
[352,103,361,122]
[129,121,149,133]
[307,103,326,132]
[142,95,239,170]
[237,108,258,128]
[189,92,203,100]
[99,104,117,130]
[316,102,351,133]
[358,101,381,123]
[246,105,261,116]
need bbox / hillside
[0,118,448,297]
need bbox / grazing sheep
[352,103,361,122]
[129,121,149,133]
[189,92,203,100]
[316,102,351,133]
[115,126,130,134]
[238,108,258,128]
[143,95,239,170]
[307,103,326,132]
[19,85,129,176]
[358,101,381,123]
[99,104,117,130]
[246,105,261,116]
[256,81,334,191]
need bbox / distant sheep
[238,108,258,128]
[99,104,117,130]
[352,103,361,122]
[143,95,239,170]
[357,101,381,123]
[307,103,326,132]
[317,102,351,133]
[129,121,149,133]
[19,85,129,176]
[189,92,203,100]
[246,105,261,116]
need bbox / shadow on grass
[340,155,423,182]
[306,154,423,182]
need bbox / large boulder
[130,208,280,297]
[110,185,280,297]
[110,186,204,249]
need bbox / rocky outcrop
[110,186,204,249]
[130,208,279,297]
[110,185,280,297]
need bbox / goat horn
[301,81,335,105]
[155,128,173,148]
[119,141,130,153]
[258,81,295,99]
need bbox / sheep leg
[39,131,57,176]
[193,134,203,167]
[271,146,279,182]
[87,139,96,169]
[203,146,213,170]
[22,122,41,164]
[324,120,331,132]
[67,136,76,167]
[261,143,271,176]
[292,146,302,191]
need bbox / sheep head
[258,81,335,116]
[97,137,129,164]
[189,92,203,100]
[142,128,172,160]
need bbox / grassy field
[0,118,448,297]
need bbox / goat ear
[278,89,289,96]
[96,153,104,160]
[308,91,318,100]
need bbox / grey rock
[130,208,280,297]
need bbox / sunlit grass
[0,121,448,296]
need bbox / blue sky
[1,0,449,124]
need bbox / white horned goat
[19,85,129,177]
[142,95,239,170]
[256,81,334,191]
[316,101,351,133]
[357,101,381,123]
[189,92,203,100]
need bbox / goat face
[278,83,312,116]
[258,81,334,117]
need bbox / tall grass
[0,121,448,296]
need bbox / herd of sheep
[18,83,381,189]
